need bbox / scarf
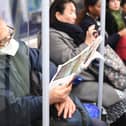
[50,21,84,46]
[111,10,125,30]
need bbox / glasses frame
[0,25,15,47]
[7,25,15,39]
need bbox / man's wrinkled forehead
[0,19,8,28]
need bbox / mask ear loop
[4,36,11,47]
[7,25,15,39]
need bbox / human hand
[55,96,76,119]
[49,74,75,104]
[49,84,72,104]
[118,28,126,37]
[85,25,99,46]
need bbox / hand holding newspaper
[50,36,103,87]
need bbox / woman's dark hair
[50,0,76,25]
[106,0,111,8]
[121,0,126,6]
[76,0,99,24]
[106,0,121,8]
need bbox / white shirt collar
[0,39,19,56]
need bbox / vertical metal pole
[98,0,106,119]
[42,0,50,126]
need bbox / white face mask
[0,39,19,56]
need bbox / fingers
[63,97,76,119]
[57,97,76,119]
[88,24,95,32]
[65,74,76,85]
[88,25,95,35]
[55,104,60,111]
[88,25,98,36]
[67,97,76,118]
[63,103,69,119]
[67,101,73,118]
[57,103,65,117]
[71,101,76,116]
[50,74,76,104]
[65,84,72,92]
[93,32,99,38]
[59,75,75,99]
[85,25,99,45]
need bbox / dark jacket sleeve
[106,33,120,49]
[50,61,57,80]
[29,48,57,80]
[29,48,42,72]
[0,91,42,126]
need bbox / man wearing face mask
[0,18,77,126]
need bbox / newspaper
[50,36,103,87]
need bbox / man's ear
[55,12,62,21]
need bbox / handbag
[104,45,126,90]
[50,95,92,126]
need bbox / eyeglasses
[0,26,15,47]
[8,25,15,38]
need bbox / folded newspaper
[50,36,103,87]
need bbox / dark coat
[0,41,43,126]
[0,41,57,126]
[106,10,119,35]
